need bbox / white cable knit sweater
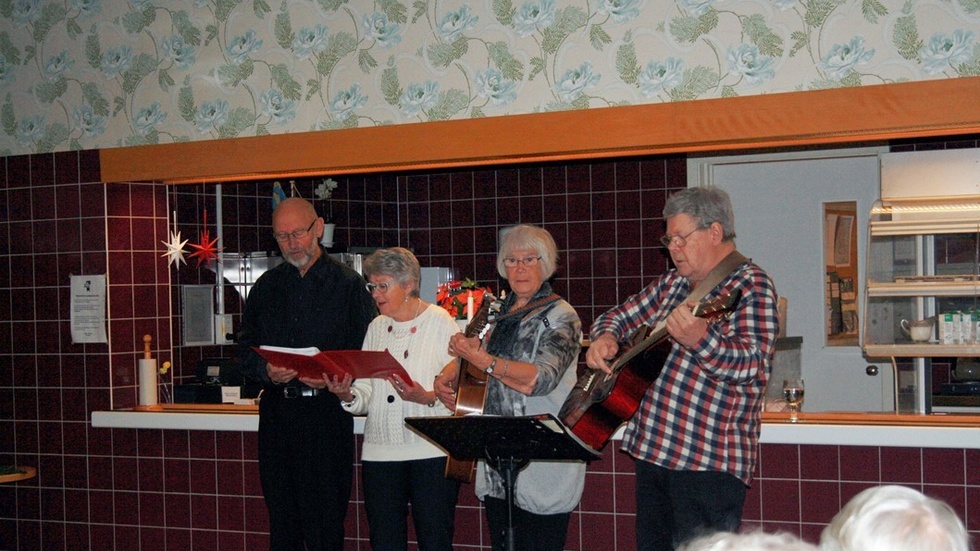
[345,304,461,462]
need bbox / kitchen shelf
[864,343,980,358]
[863,191,980,414]
[932,395,980,409]
[866,281,980,297]
[869,218,980,236]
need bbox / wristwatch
[484,357,497,375]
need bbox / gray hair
[496,225,559,279]
[820,485,969,551]
[362,247,421,297]
[663,186,736,241]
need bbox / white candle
[466,291,474,323]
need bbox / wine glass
[782,379,805,423]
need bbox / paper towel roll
[139,359,158,406]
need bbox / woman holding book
[326,247,461,551]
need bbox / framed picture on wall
[825,203,859,345]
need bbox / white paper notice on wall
[182,285,215,346]
[70,275,108,344]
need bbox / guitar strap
[484,293,562,358]
[629,249,748,348]
[493,293,561,322]
[686,249,749,304]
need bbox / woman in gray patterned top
[435,224,585,551]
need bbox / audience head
[680,530,819,551]
[820,485,969,551]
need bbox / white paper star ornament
[161,211,188,267]
[162,228,189,267]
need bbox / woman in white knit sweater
[326,247,461,551]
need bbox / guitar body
[559,291,740,451]
[444,296,499,483]
[560,329,671,451]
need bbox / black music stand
[405,414,600,551]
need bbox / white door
[689,148,893,412]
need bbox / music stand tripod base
[405,414,600,551]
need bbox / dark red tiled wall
[747,444,980,545]
[2,144,978,550]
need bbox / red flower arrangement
[437,278,493,320]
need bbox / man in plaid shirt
[585,187,780,551]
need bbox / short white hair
[820,485,970,551]
[679,531,818,551]
[496,224,559,279]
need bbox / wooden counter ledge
[93,406,979,449]
[131,403,259,414]
[759,411,980,449]
[761,411,980,427]
[0,466,37,484]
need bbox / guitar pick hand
[585,333,619,374]
[448,333,492,369]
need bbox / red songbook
[253,346,415,386]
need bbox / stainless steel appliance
[220,251,284,300]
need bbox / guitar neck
[611,291,739,372]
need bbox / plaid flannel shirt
[590,260,779,484]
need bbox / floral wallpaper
[0,0,977,156]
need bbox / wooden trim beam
[99,77,980,184]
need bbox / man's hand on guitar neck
[585,333,619,374]
[664,301,709,349]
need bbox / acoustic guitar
[558,291,740,451]
[444,294,500,483]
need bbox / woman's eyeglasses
[503,256,541,268]
[365,281,394,294]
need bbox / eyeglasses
[365,281,394,294]
[274,219,317,243]
[660,226,707,248]
[503,256,541,268]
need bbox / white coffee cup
[901,318,933,342]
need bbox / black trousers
[635,460,746,551]
[362,457,461,551]
[483,496,571,551]
[258,392,354,551]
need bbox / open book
[253,346,415,385]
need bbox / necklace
[386,299,424,359]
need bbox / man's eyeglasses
[365,281,394,294]
[503,256,541,268]
[660,226,707,248]
[274,219,316,243]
